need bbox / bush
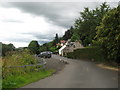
[2,43,15,56]
[67,46,105,62]
[2,49,38,78]
[28,40,40,54]
[49,47,58,52]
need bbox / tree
[95,5,120,62]
[53,33,59,46]
[42,43,50,51]
[55,33,59,43]
[28,40,40,54]
[71,32,80,42]
[73,2,111,46]
[2,43,15,56]
[63,26,73,40]
[8,43,15,50]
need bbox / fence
[2,57,47,79]
[4,58,46,69]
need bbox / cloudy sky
[0,1,118,48]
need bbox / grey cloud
[21,32,54,40]
[34,34,54,40]
[9,2,78,28]
[6,37,51,45]
[38,40,51,45]
[6,37,31,43]
[6,34,52,45]
[2,19,23,23]
[1,2,118,28]
[1,2,109,28]
[20,32,54,44]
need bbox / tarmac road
[22,55,118,88]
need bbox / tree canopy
[95,5,120,62]
[73,2,111,46]
[28,40,40,54]
[53,33,59,46]
[2,43,15,56]
[61,2,119,63]
[63,26,73,40]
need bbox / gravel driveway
[44,54,67,73]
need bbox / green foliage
[95,6,120,62]
[39,45,47,52]
[49,47,58,52]
[67,46,105,62]
[67,2,118,63]
[39,41,53,52]
[71,32,80,42]
[73,2,111,46]
[53,33,59,46]
[63,26,73,40]
[2,49,38,78]
[2,47,56,88]
[55,33,59,42]
[2,69,55,88]
[39,35,62,52]
[0,42,1,57]
[39,40,60,53]
[2,43,15,56]
[28,40,40,54]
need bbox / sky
[0,1,119,48]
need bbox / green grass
[2,69,55,89]
[67,46,105,62]
[2,50,56,89]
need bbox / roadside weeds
[97,64,118,71]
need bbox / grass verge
[2,69,55,89]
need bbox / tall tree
[95,5,120,62]
[28,40,40,54]
[71,32,80,42]
[55,33,59,43]
[53,33,59,46]
[63,26,73,40]
[73,2,111,46]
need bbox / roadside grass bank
[2,49,56,89]
[2,69,55,89]
[66,46,118,69]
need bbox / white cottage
[59,40,83,56]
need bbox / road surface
[22,55,118,88]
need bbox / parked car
[53,51,59,54]
[38,51,52,58]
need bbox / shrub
[2,49,39,78]
[67,46,105,62]
[28,40,40,54]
